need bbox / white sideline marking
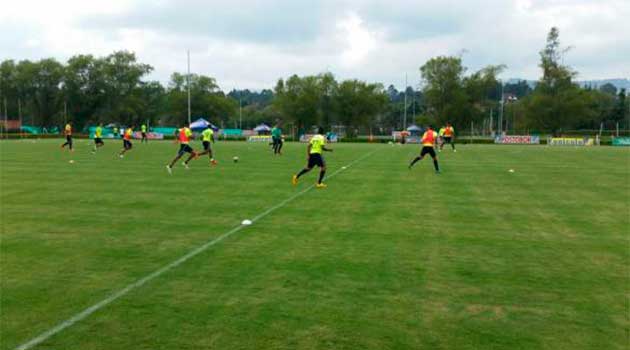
[14,148,380,350]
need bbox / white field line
[14,148,380,350]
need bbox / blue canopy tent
[254,123,271,135]
[406,124,423,136]
[190,118,219,131]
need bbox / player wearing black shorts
[92,123,105,153]
[61,122,73,151]
[271,124,283,155]
[292,127,333,188]
[166,126,197,173]
[409,126,440,173]
[119,126,134,158]
[440,122,456,151]
[141,124,148,143]
[196,125,217,165]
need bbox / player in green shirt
[271,124,283,155]
[292,127,333,188]
[92,123,105,153]
[196,125,217,165]
[141,124,148,143]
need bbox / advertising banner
[494,135,540,144]
[248,135,272,142]
[612,137,630,146]
[548,137,594,146]
[299,134,339,142]
[132,131,164,140]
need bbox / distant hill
[507,78,630,92]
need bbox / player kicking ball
[292,127,333,188]
[408,125,440,173]
[166,125,197,174]
[196,125,217,166]
[119,126,134,158]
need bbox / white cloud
[1,0,628,90]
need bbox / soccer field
[1,139,628,350]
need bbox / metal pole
[239,90,242,130]
[403,74,408,129]
[499,81,504,135]
[187,50,191,126]
[18,98,22,138]
[3,98,7,139]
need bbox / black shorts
[443,137,453,144]
[178,144,194,156]
[203,141,211,151]
[95,138,104,145]
[420,146,436,158]
[123,140,132,149]
[307,153,325,168]
[66,135,73,143]
[141,132,147,138]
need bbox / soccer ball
[233,156,239,163]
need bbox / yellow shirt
[202,128,214,142]
[438,128,445,136]
[309,134,326,154]
[95,127,102,138]
[65,124,72,135]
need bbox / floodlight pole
[239,90,242,130]
[187,50,192,126]
[499,81,504,135]
[403,74,408,129]
[18,98,22,138]
[3,98,7,139]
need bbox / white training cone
[241,219,252,226]
[509,169,515,173]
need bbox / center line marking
[15,147,380,350]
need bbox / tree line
[0,27,627,135]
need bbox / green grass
[1,139,628,350]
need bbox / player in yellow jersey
[292,127,333,188]
[196,125,217,165]
[409,125,440,173]
[119,126,134,158]
[92,123,105,153]
[61,122,73,151]
[440,122,456,152]
[141,124,148,143]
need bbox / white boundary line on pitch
[14,147,381,350]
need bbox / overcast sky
[1,0,628,91]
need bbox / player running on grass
[119,126,134,158]
[61,122,73,151]
[196,125,217,166]
[408,125,440,173]
[440,122,456,152]
[271,123,283,155]
[92,123,105,153]
[292,127,333,188]
[141,124,148,143]
[166,125,197,174]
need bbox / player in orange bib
[440,122,456,152]
[408,125,440,173]
[119,126,134,158]
[166,125,198,174]
[61,122,73,151]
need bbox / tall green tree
[520,27,592,134]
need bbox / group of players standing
[61,120,454,187]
